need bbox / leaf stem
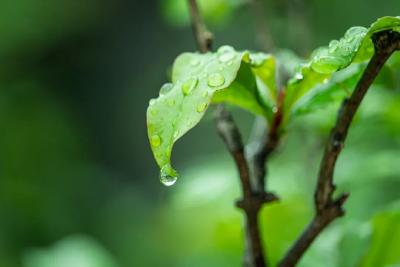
[278,30,400,267]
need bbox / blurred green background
[0,0,399,266]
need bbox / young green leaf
[284,16,400,122]
[147,46,276,184]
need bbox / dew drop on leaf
[207,73,225,87]
[295,73,303,80]
[217,45,234,54]
[150,135,161,147]
[344,26,366,40]
[218,50,235,63]
[159,83,173,96]
[181,77,198,96]
[311,55,341,74]
[160,165,178,186]
[328,40,339,53]
[196,102,208,113]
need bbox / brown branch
[278,30,400,267]
[215,106,276,267]
[187,0,213,53]
[186,1,274,266]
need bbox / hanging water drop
[150,135,161,147]
[207,73,225,87]
[181,77,198,96]
[160,165,178,186]
[196,102,208,113]
[160,174,177,186]
[159,83,173,96]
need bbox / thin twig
[186,1,273,266]
[215,106,268,267]
[187,0,213,53]
[278,30,400,267]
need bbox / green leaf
[284,16,400,122]
[22,235,119,267]
[360,208,400,267]
[147,46,276,182]
[290,64,363,115]
[212,53,277,120]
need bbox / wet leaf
[284,16,400,122]
[147,46,276,182]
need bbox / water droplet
[167,98,175,106]
[328,40,339,53]
[311,55,342,74]
[218,51,235,63]
[323,78,329,84]
[160,83,173,96]
[150,135,161,147]
[181,77,198,96]
[344,26,366,40]
[207,73,225,87]
[160,174,177,186]
[250,53,270,67]
[217,45,234,54]
[272,106,278,113]
[295,73,303,80]
[190,58,200,66]
[160,165,178,186]
[196,102,208,113]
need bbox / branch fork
[279,30,400,267]
[186,1,400,266]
